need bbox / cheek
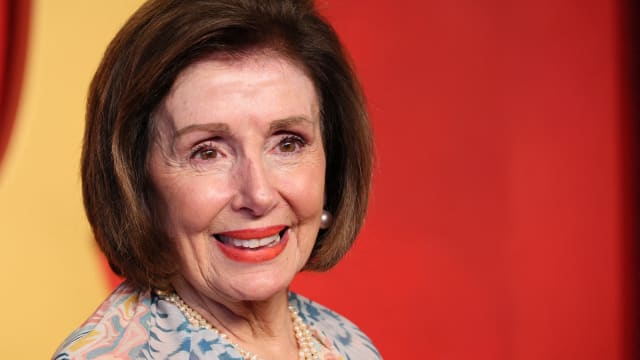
[155,176,230,235]
[277,160,326,219]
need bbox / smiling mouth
[214,227,288,250]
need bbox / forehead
[155,51,319,131]
[174,51,308,87]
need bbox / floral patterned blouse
[53,283,381,359]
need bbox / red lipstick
[214,226,289,263]
[217,225,286,240]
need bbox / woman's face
[148,52,325,301]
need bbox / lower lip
[215,229,289,263]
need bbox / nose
[230,155,278,217]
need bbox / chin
[228,273,295,301]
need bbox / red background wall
[291,1,631,359]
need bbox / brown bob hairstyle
[83,0,373,290]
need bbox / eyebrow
[173,123,231,140]
[269,116,315,132]
[173,115,314,140]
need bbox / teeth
[219,233,281,249]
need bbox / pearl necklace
[159,292,321,360]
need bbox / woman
[54,0,378,359]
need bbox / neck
[170,278,299,358]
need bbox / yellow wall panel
[0,1,144,357]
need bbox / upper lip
[214,225,287,240]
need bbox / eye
[190,143,219,160]
[277,135,306,153]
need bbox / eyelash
[189,141,218,160]
[277,135,307,153]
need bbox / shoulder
[52,283,153,360]
[289,292,382,359]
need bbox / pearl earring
[320,210,333,229]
